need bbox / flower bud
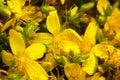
[0,5,11,17]
[41,6,55,13]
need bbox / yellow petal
[52,39,81,56]
[84,21,98,45]
[25,43,46,60]
[64,63,83,80]
[60,40,80,56]
[1,50,14,66]
[81,38,92,54]
[32,33,53,44]
[59,29,83,46]
[81,21,98,54]
[7,0,22,18]
[52,29,82,55]
[40,62,52,72]
[46,10,60,35]
[112,8,120,16]
[97,0,110,15]
[1,18,16,32]
[106,15,120,33]
[91,72,101,80]
[91,44,114,59]
[17,57,48,80]
[10,0,21,11]
[26,61,48,80]
[43,53,57,71]
[9,29,25,56]
[60,0,65,5]
[20,0,26,7]
[82,53,98,75]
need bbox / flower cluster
[0,0,120,80]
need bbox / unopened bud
[41,6,55,13]
[0,5,11,17]
[79,2,95,11]
[15,26,24,32]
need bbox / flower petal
[20,0,26,7]
[82,53,98,75]
[59,29,83,46]
[26,60,48,80]
[41,53,57,72]
[32,33,53,44]
[25,43,46,60]
[91,44,114,59]
[64,63,85,80]
[9,29,25,56]
[91,72,101,80]
[46,10,60,35]
[112,8,120,16]
[17,57,48,80]
[1,18,16,32]
[52,29,82,55]
[1,50,14,66]
[7,0,22,18]
[84,21,98,45]
[60,40,81,55]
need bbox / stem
[0,69,8,75]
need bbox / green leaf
[8,72,21,80]
[9,60,16,69]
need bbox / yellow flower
[33,10,83,57]
[46,10,82,56]
[1,0,24,32]
[8,29,48,80]
[104,8,120,35]
[1,0,45,32]
[97,0,120,37]
[33,11,98,75]
[102,8,120,46]
[82,40,118,75]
